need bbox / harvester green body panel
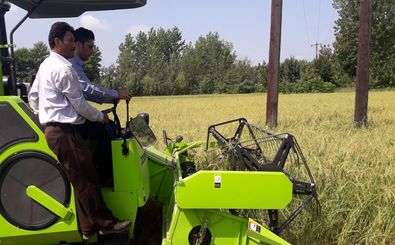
[101,188,139,238]
[0,227,81,245]
[111,139,150,206]
[100,139,152,236]
[144,145,292,245]
[146,146,174,203]
[0,96,81,245]
[163,207,290,245]
[176,171,292,209]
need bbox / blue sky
[5,0,337,66]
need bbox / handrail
[8,0,44,94]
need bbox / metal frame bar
[8,0,44,94]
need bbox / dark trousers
[45,123,115,234]
[80,121,113,185]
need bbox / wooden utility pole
[266,0,282,128]
[311,41,322,60]
[354,0,372,126]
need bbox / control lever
[121,100,130,156]
[112,100,122,138]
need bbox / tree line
[13,0,395,96]
[98,28,340,95]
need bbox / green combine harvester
[0,1,319,244]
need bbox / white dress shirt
[69,55,118,104]
[28,51,104,125]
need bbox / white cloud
[126,25,151,36]
[80,15,110,31]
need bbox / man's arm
[60,70,104,122]
[80,73,132,102]
[28,78,39,114]
[70,58,132,103]
[80,74,118,104]
[71,59,118,103]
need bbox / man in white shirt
[68,27,132,185]
[28,22,130,239]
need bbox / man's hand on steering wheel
[118,89,132,101]
[102,112,110,124]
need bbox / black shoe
[99,220,131,235]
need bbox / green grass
[100,91,395,244]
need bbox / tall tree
[280,56,301,83]
[30,41,49,69]
[117,27,186,95]
[179,43,201,94]
[116,34,135,92]
[314,45,335,84]
[14,41,49,83]
[370,0,395,87]
[256,61,268,92]
[333,0,360,79]
[84,44,102,82]
[144,27,185,95]
[99,64,117,89]
[14,48,32,83]
[225,59,259,93]
[333,0,395,87]
[181,32,235,94]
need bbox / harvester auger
[0,1,320,244]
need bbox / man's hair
[74,27,95,43]
[48,22,75,49]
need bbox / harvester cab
[0,1,319,244]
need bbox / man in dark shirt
[69,27,132,185]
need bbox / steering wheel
[101,100,122,139]
[101,100,132,156]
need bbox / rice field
[101,90,395,244]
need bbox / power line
[302,0,311,44]
[317,0,322,41]
[304,0,323,60]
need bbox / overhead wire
[327,3,338,48]
[302,0,311,45]
[317,0,322,42]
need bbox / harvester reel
[206,118,320,234]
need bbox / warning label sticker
[248,221,261,233]
[214,175,221,188]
